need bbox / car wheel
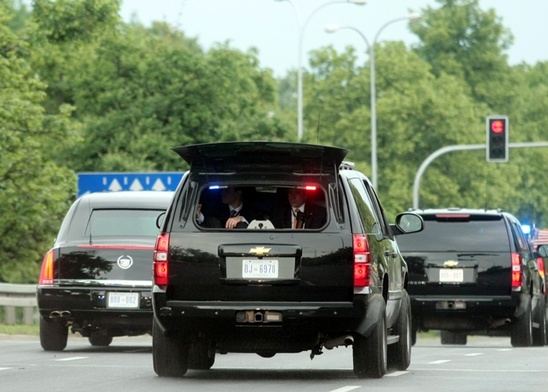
[39,316,68,352]
[441,330,467,345]
[532,295,546,346]
[388,290,411,370]
[511,295,533,347]
[89,333,113,347]
[188,339,216,370]
[152,318,189,377]
[353,300,387,379]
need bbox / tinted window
[397,215,510,252]
[86,209,162,237]
[348,178,380,234]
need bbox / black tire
[152,318,189,377]
[511,296,533,347]
[441,330,467,345]
[532,295,546,346]
[188,339,216,370]
[388,290,412,370]
[89,334,113,347]
[39,316,68,352]
[353,300,387,379]
[411,325,418,346]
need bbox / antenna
[316,112,321,144]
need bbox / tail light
[153,232,170,289]
[353,234,371,287]
[511,252,522,290]
[537,256,546,294]
[39,250,55,285]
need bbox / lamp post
[325,13,420,189]
[276,0,366,141]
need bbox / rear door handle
[384,251,397,258]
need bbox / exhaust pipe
[324,334,354,350]
[490,318,511,329]
[49,310,71,319]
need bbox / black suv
[151,141,423,378]
[37,191,174,351]
[397,208,546,346]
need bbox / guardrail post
[5,306,16,325]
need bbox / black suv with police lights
[151,141,424,378]
[37,191,173,351]
[397,208,546,346]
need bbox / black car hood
[172,142,348,175]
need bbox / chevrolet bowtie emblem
[443,260,459,268]
[249,246,271,256]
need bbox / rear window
[86,209,162,237]
[397,215,511,252]
[193,183,328,230]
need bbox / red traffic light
[490,120,505,134]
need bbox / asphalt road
[0,333,546,392]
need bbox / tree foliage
[1,0,548,282]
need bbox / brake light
[511,252,522,289]
[353,234,371,287]
[153,232,170,288]
[39,250,55,285]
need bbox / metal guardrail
[0,283,38,325]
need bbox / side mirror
[391,213,424,236]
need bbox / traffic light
[486,115,509,162]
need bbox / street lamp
[276,0,367,141]
[325,13,421,189]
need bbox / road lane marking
[464,353,483,357]
[54,356,88,361]
[0,367,12,371]
[386,371,408,377]
[330,387,361,392]
[429,360,451,364]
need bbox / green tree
[0,3,75,282]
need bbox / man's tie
[294,208,303,229]
[230,209,238,217]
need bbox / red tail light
[353,234,371,287]
[153,232,170,288]
[511,252,522,289]
[39,250,55,285]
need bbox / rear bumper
[153,295,369,340]
[37,286,153,331]
[410,293,528,330]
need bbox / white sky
[120,0,547,77]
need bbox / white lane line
[386,371,409,377]
[497,348,513,352]
[54,356,88,362]
[464,353,483,357]
[429,359,451,364]
[329,387,361,392]
[0,367,12,371]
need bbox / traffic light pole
[412,142,548,210]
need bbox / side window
[363,180,391,237]
[348,178,381,235]
[512,221,530,254]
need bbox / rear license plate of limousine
[107,292,140,308]
[439,268,464,283]
[242,259,279,279]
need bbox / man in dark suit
[197,186,259,229]
[270,188,327,229]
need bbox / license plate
[439,269,464,283]
[242,259,279,279]
[107,292,140,308]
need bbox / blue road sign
[77,172,184,197]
